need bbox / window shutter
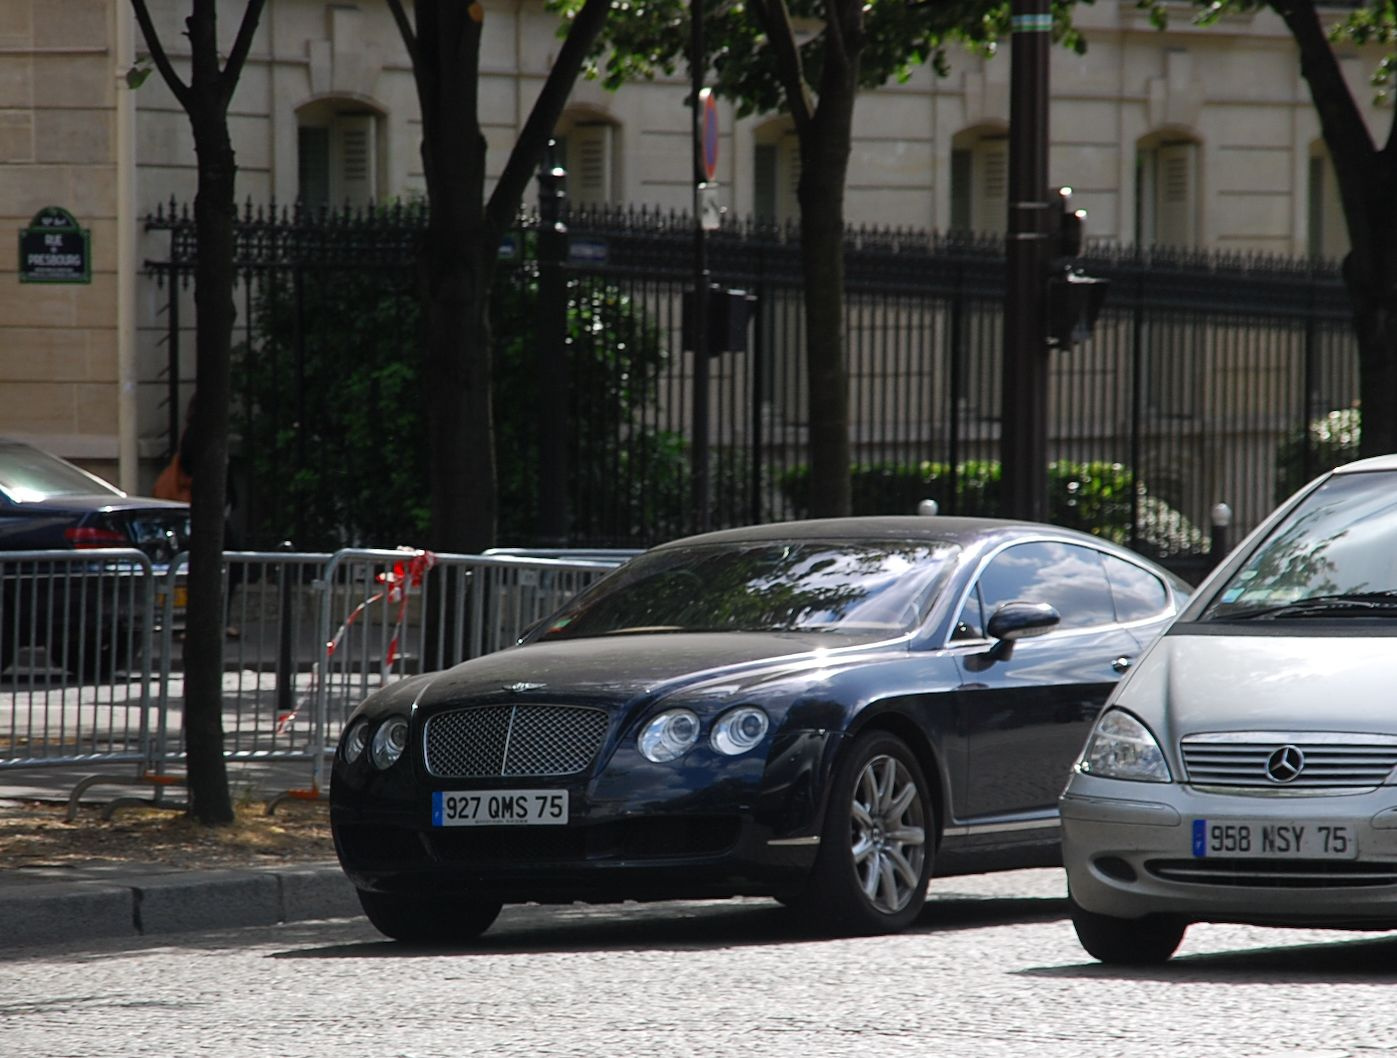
[1155,142,1195,247]
[332,114,377,206]
[297,126,331,212]
[973,137,1008,235]
[949,149,972,231]
[570,124,614,206]
[777,132,801,223]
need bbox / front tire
[357,889,503,944]
[1070,897,1185,964]
[794,731,934,936]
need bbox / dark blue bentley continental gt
[330,517,1190,941]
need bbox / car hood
[1128,629,1397,735]
[413,630,900,710]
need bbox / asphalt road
[5,867,1396,1058]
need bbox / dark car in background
[0,439,190,678]
[332,516,1191,942]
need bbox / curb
[0,861,360,948]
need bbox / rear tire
[357,889,503,944]
[1070,897,1185,964]
[791,731,934,936]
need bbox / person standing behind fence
[155,394,243,638]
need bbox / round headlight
[370,716,410,770]
[710,706,769,755]
[638,709,700,763]
[342,719,370,763]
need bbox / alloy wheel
[848,753,928,914]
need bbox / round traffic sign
[700,88,719,182]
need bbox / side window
[976,542,1116,631]
[1102,554,1170,622]
[952,582,985,640]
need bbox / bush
[777,459,1205,556]
[1274,407,1360,503]
[237,261,680,549]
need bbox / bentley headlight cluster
[639,706,770,763]
[1079,709,1171,782]
[342,715,411,771]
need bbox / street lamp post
[690,0,712,532]
[1001,0,1053,522]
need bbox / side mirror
[986,600,1061,643]
[966,601,1061,665]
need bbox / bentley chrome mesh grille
[1180,732,1397,788]
[424,704,611,778]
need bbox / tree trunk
[182,108,235,825]
[798,66,858,518]
[421,237,497,554]
[1345,255,1397,457]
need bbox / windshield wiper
[1220,592,1397,620]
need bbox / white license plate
[1192,819,1357,859]
[432,789,568,827]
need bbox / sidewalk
[0,761,362,950]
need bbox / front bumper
[1061,771,1397,926]
[330,728,838,904]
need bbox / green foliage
[235,267,428,550]
[1274,406,1362,503]
[778,458,1204,556]
[237,262,677,549]
[549,0,1088,116]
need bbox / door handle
[1112,656,1133,673]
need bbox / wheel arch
[843,705,946,850]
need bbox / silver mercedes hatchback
[1061,454,1397,963]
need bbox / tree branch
[385,0,420,73]
[129,0,191,108]
[220,0,268,100]
[1270,0,1376,227]
[486,0,613,233]
[748,0,814,132]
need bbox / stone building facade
[0,0,1384,490]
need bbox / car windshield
[0,442,122,502]
[536,539,960,639]
[1203,469,1397,621]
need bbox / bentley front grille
[1180,732,1397,789]
[424,704,611,779]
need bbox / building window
[1136,139,1199,248]
[554,117,620,207]
[1308,148,1347,260]
[948,130,1008,235]
[753,127,800,224]
[297,108,381,211]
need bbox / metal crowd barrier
[0,547,628,807]
[0,548,159,771]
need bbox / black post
[1001,0,1053,522]
[536,150,571,545]
[690,0,711,532]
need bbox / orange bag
[153,453,193,503]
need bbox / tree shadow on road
[274,891,1070,959]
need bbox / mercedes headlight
[370,715,410,770]
[1078,709,1171,782]
[639,709,700,763]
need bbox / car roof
[1331,453,1397,475]
[651,515,1114,552]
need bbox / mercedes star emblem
[1264,744,1305,783]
